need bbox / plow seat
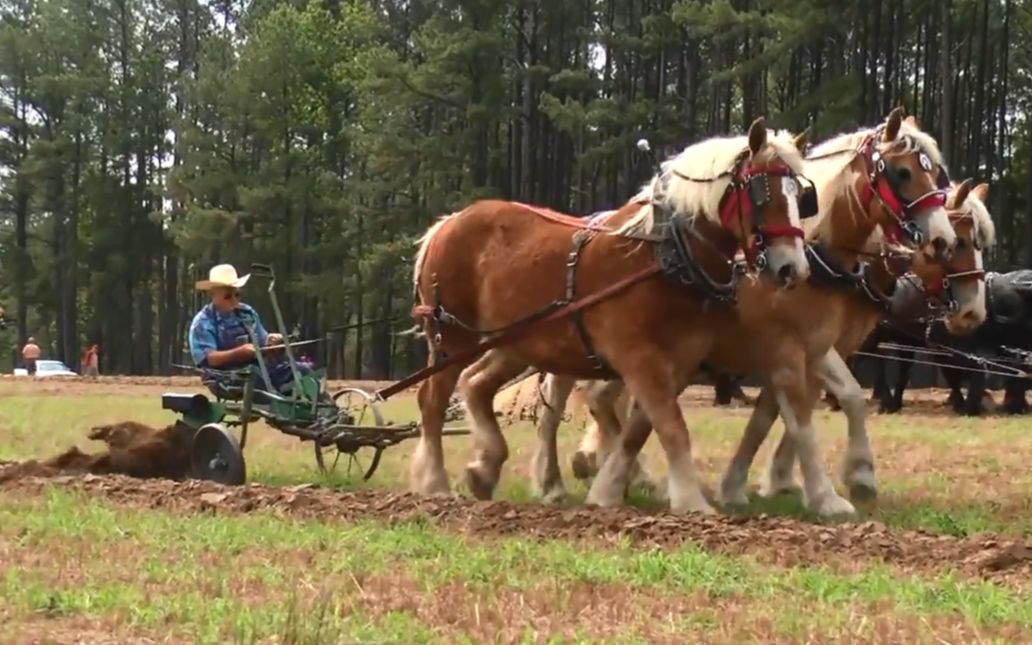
[162,393,212,417]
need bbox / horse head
[912,178,994,335]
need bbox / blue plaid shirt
[189,303,269,368]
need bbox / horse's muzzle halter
[712,161,818,271]
[859,133,949,247]
[920,211,987,315]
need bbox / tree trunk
[939,0,953,164]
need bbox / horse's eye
[895,166,912,182]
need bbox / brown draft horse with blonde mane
[525,109,963,516]
[743,176,995,504]
[410,119,816,514]
[547,177,993,508]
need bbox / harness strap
[382,263,662,401]
[566,229,616,377]
[656,218,741,303]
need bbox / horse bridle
[670,153,819,271]
[857,130,950,247]
[920,208,987,315]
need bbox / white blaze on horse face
[970,247,988,322]
[918,206,958,251]
[781,177,804,253]
[946,246,987,335]
[761,176,809,282]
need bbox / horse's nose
[777,263,798,287]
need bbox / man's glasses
[220,290,241,302]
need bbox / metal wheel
[314,387,386,478]
[190,423,246,485]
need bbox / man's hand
[206,343,257,368]
[266,333,283,346]
[235,343,258,360]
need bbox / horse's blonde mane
[804,120,945,244]
[615,130,806,237]
[954,183,996,249]
[412,212,459,290]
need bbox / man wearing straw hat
[188,263,309,394]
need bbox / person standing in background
[82,343,100,378]
[21,337,40,375]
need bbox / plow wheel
[191,423,246,485]
[315,387,387,480]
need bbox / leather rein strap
[382,260,660,401]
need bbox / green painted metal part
[183,399,226,431]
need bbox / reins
[381,262,661,400]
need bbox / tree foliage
[1,0,1029,376]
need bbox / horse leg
[412,362,465,496]
[588,366,712,515]
[714,373,733,406]
[458,350,529,500]
[1003,377,1030,414]
[886,350,912,413]
[719,386,781,505]
[964,369,988,416]
[943,366,966,413]
[530,373,575,503]
[571,380,626,480]
[819,350,878,501]
[873,353,893,412]
[589,383,662,494]
[772,362,856,517]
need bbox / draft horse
[410,118,815,514]
[726,176,993,503]
[559,177,991,505]
[531,109,964,516]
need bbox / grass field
[0,378,1029,643]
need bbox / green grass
[0,490,1028,643]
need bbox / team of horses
[406,108,996,518]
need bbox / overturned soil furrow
[1,467,1028,590]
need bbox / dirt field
[0,377,1029,643]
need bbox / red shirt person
[21,337,41,375]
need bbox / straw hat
[195,264,251,291]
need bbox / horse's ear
[972,182,990,203]
[748,117,767,155]
[792,128,808,151]
[952,178,974,207]
[883,107,904,141]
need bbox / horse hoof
[811,493,857,518]
[538,485,568,505]
[570,451,597,481]
[717,486,750,507]
[848,482,878,502]
[463,467,496,501]
[760,479,802,498]
[412,480,452,497]
[670,497,718,515]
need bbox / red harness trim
[508,200,644,232]
[718,163,805,242]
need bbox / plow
[165,264,471,486]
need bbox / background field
[0,377,1029,644]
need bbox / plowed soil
[1,467,1028,591]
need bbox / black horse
[870,269,1032,416]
